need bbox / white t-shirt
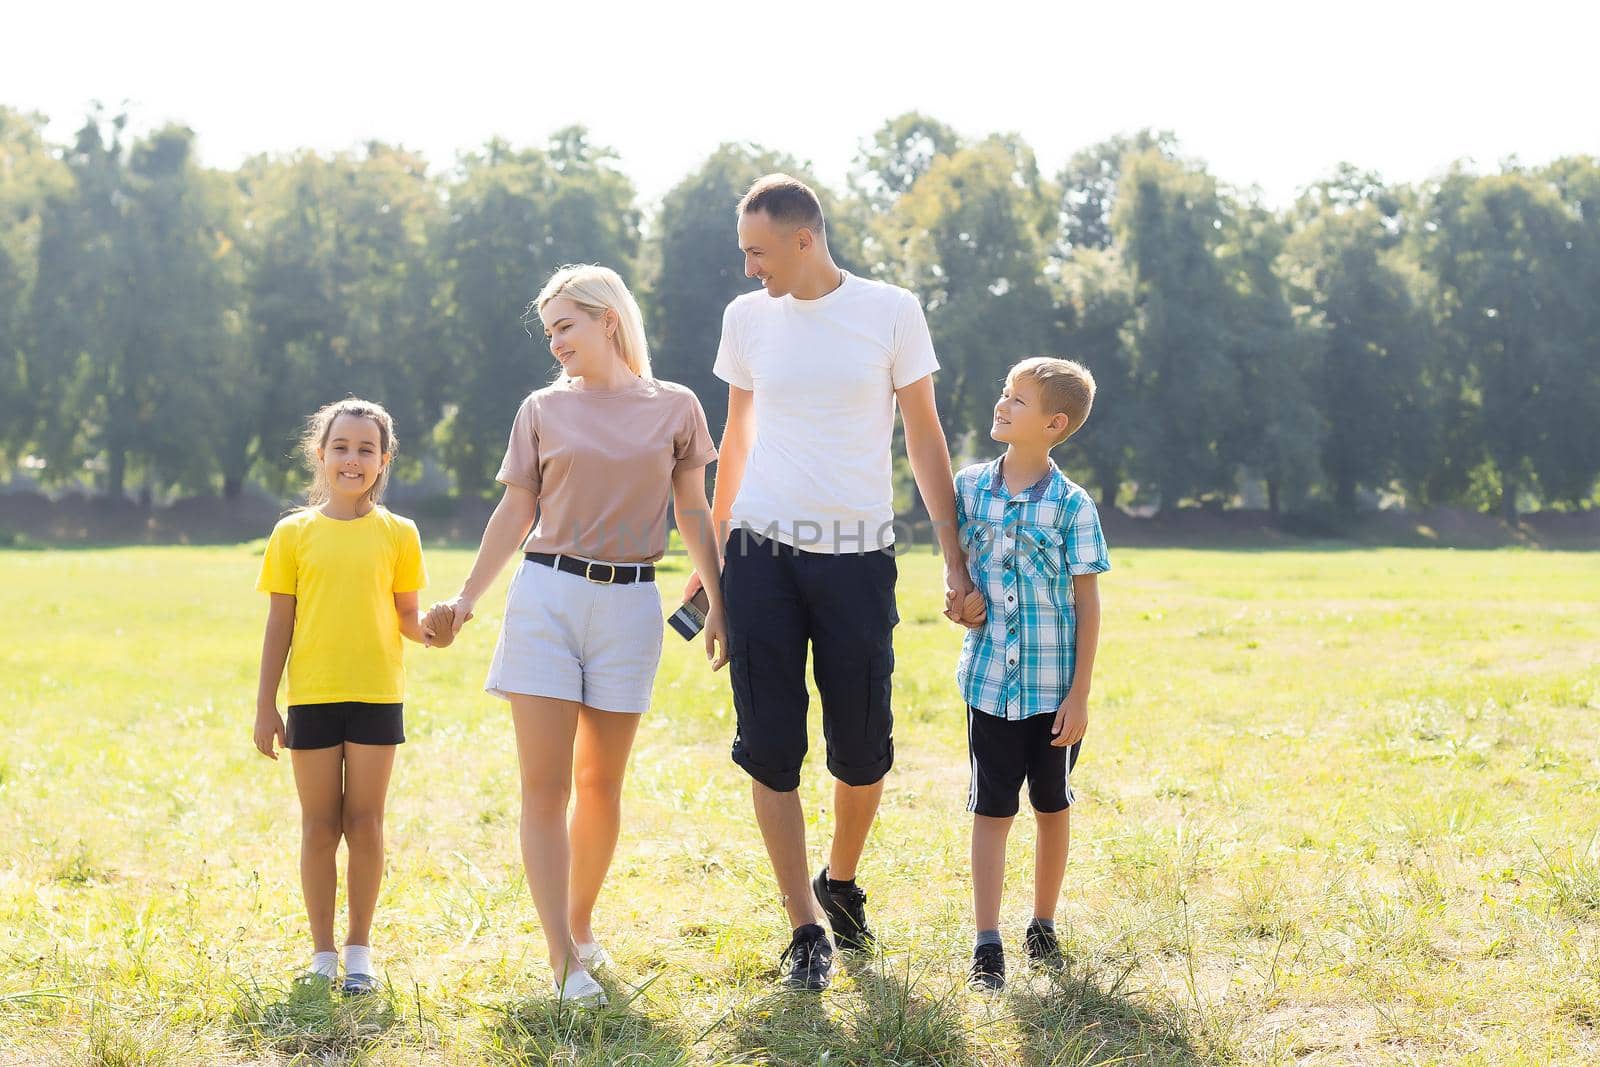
[713,271,939,553]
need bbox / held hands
[254,703,286,760]
[1051,689,1088,748]
[943,563,987,629]
[423,597,475,648]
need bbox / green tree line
[1,107,1596,519]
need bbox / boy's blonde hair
[1008,357,1096,446]
[532,264,653,381]
[299,397,396,508]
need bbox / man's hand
[1051,689,1089,747]
[254,704,286,760]
[683,571,704,605]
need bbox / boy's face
[991,374,1068,449]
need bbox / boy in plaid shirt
[953,357,1109,991]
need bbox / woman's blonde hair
[298,397,396,508]
[531,264,653,381]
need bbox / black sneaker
[969,942,1005,992]
[1024,920,1063,971]
[812,866,875,952]
[779,923,835,991]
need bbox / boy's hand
[943,587,987,629]
[1051,689,1088,747]
[943,564,984,629]
[254,704,286,760]
[959,588,987,628]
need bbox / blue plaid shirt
[955,457,1110,720]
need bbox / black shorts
[722,529,899,792]
[286,702,405,749]
[966,706,1080,818]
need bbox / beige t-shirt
[496,377,718,563]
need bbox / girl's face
[318,414,388,501]
[541,296,620,381]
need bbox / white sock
[309,951,338,979]
[343,944,373,976]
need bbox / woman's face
[541,296,619,381]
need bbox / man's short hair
[738,173,826,239]
[1009,357,1097,446]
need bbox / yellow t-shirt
[256,506,427,705]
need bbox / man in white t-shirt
[685,174,981,989]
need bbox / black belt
[524,552,655,585]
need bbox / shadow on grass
[485,975,696,1067]
[230,974,402,1064]
[726,955,974,1066]
[1010,957,1204,1067]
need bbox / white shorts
[485,558,665,713]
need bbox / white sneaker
[575,942,612,970]
[554,968,607,1008]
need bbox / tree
[1218,199,1322,514]
[29,119,243,499]
[435,130,639,494]
[646,143,810,437]
[1054,248,1136,507]
[1284,175,1434,513]
[0,108,69,466]
[1113,150,1237,506]
[1419,166,1590,518]
[879,136,1057,445]
[1058,129,1180,255]
[245,144,444,495]
[849,112,962,211]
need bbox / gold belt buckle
[584,561,617,584]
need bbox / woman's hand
[424,596,475,647]
[703,603,729,671]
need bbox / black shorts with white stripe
[965,705,1080,818]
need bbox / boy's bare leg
[753,781,825,929]
[972,814,1013,932]
[1033,807,1071,922]
[827,777,884,881]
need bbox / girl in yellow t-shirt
[254,397,436,995]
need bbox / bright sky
[7,0,1596,208]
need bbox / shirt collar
[983,456,1063,503]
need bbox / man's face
[738,210,805,298]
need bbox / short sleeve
[712,301,753,390]
[1064,496,1111,575]
[672,391,718,474]
[890,289,940,389]
[495,395,541,494]
[256,519,299,594]
[393,517,427,593]
[954,469,970,528]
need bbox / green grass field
[2,544,1598,1065]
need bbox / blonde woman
[429,264,726,1006]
